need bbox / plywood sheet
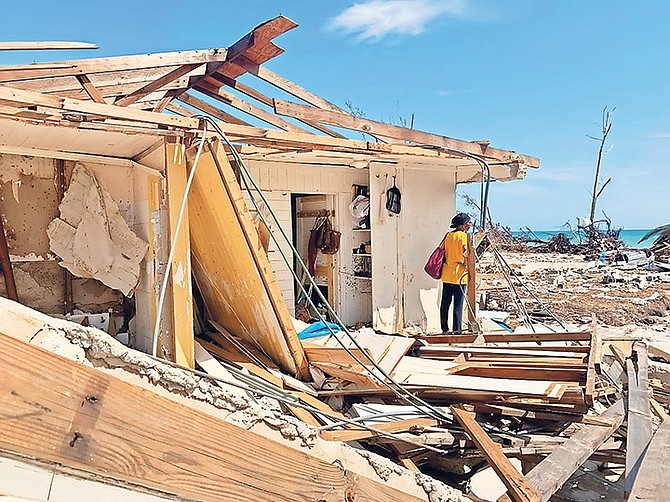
[187,140,306,377]
[392,356,561,397]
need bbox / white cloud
[329,0,471,41]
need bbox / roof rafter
[177,93,252,126]
[273,98,540,166]
[74,74,106,104]
[114,63,205,107]
[217,74,344,138]
[196,80,310,134]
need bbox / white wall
[371,160,456,333]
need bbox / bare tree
[587,106,615,226]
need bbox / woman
[440,212,471,333]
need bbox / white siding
[245,160,370,324]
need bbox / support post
[165,139,194,368]
[0,208,18,302]
[467,233,477,327]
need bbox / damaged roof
[0,16,539,181]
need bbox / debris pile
[480,252,670,329]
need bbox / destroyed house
[1,16,650,502]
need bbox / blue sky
[3,1,669,230]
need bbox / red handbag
[424,246,445,279]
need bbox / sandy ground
[478,251,670,336]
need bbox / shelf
[353,276,372,280]
[353,253,372,257]
[352,228,370,232]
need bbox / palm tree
[638,224,670,250]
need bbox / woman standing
[440,212,472,333]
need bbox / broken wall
[0,153,159,348]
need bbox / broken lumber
[319,417,439,442]
[628,418,670,500]
[507,399,624,502]
[0,331,429,502]
[451,405,538,502]
[625,341,653,495]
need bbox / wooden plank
[513,399,624,502]
[74,74,107,104]
[217,72,346,138]
[0,41,98,51]
[0,214,19,302]
[392,357,567,398]
[0,331,426,502]
[196,81,311,134]
[625,341,653,496]
[418,346,586,359]
[114,63,203,107]
[303,344,371,366]
[176,92,251,126]
[232,56,345,113]
[629,418,670,500]
[451,405,538,502]
[0,84,199,129]
[186,139,308,378]
[419,331,592,344]
[273,99,540,166]
[319,418,439,442]
[165,140,194,368]
[0,49,227,83]
[650,398,669,420]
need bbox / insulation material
[46,164,148,296]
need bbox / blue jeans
[440,282,467,333]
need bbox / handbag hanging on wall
[385,175,401,215]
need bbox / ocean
[513,229,653,249]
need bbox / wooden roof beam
[0,41,98,51]
[177,93,252,126]
[231,56,344,113]
[114,63,204,107]
[0,84,199,129]
[218,75,345,138]
[74,74,106,104]
[0,49,229,83]
[273,98,540,166]
[195,81,310,134]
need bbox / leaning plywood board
[0,332,434,502]
[187,139,307,377]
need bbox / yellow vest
[441,230,468,284]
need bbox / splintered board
[187,139,307,378]
[0,332,426,502]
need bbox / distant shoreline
[512,229,652,248]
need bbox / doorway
[291,194,337,321]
